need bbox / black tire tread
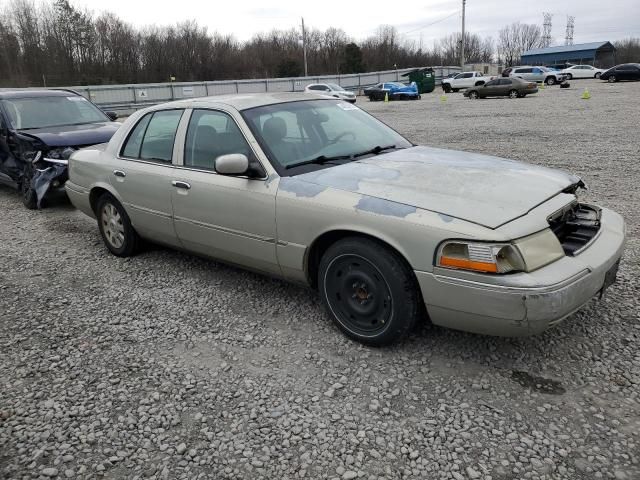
[318,236,420,346]
[96,193,140,257]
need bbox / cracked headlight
[436,229,564,274]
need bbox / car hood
[17,122,121,147]
[290,146,580,229]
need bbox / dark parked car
[546,63,574,71]
[501,67,513,77]
[0,89,120,208]
[600,64,640,83]
[464,77,538,99]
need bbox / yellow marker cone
[440,95,448,102]
[384,92,389,102]
[539,81,545,89]
[581,88,591,100]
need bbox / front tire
[565,73,573,80]
[608,75,616,83]
[96,193,140,257]
[468,91,479,99]
[545,76,556,85]
[442,84,452,93]
[318,237,421,346]
[21,165,38,210]
[508,89,519,99]
[595,72,601,79]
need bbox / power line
[402,10,460,35]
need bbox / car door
[109,109,184,247]
[615,66,631,80]
[498,78,514,95]
[460,73,475,88]
[480,79,499,96]
[170,108,280,275]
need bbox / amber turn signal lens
[439,255,499,273]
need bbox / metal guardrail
[63,66,461,113]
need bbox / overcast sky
[67,0,640,46]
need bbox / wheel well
[89,187,110,214]
[475,81,485,86]
[305,230,413,289]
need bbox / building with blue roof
[521,42,616,67]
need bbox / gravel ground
[1,79,639,480]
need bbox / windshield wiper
[284,145,399,170]
[351,144,398,158]
[284,154,352,169]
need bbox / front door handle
[113,170,126,178]
[171,180,191,190]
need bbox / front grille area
[548,203,601,255]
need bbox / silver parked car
[510,66,566,85]
[66,93,626,346]
[305,83,356,103]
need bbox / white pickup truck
[441,71,495,92]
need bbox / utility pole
[565,16,575,46]
[301,17,308,77]
[460,0,466,72]
[542,12,553,48]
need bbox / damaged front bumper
[415,207,626,336]
[32,161,68,207]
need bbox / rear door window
[121,110,184,162]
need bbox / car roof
[0,89,80,99]
[147,92,335,112]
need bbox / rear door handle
[171,180,191,190]
[113,170,126,178]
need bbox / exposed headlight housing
[437,241,526,274]
[43,147,76,165]
[436,229,565,274]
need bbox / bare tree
[614,38,640,63]
[497,22,542,66]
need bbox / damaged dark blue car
[0,89,120,208]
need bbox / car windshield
[388,82,406,87]
[242,99,411,174]
[1,95,109,129]
[539,67,551,72]
[327,83,345,91]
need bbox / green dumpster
[401,68,436,94]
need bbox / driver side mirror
[105,111,118,121]
[215,153,249,176]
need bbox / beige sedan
[66,93,626,346]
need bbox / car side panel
[275,183,502,284]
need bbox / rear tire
[96,193,140,257]
[318,237,421,346]
[452,88,460,92]
[508,89,519,99]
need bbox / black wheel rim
[324,254,393,336]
